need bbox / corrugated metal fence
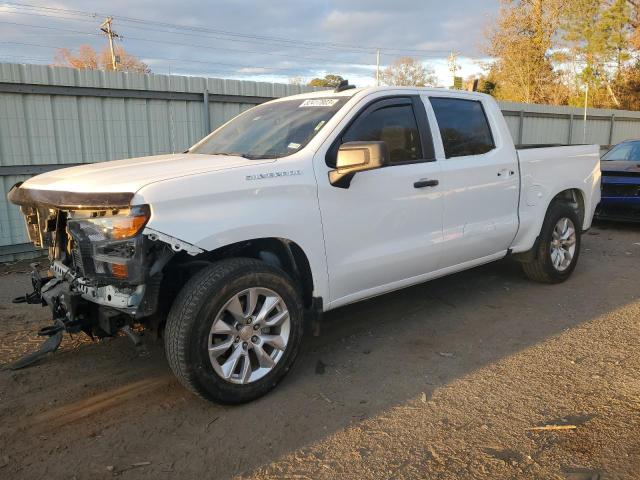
[2,62,640,261]
[0,63,321,261]
[499,101,640,148]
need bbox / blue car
[596,140,640,222]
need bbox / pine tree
[561,0,632,107]
[602,0,633,69]
[486,0,566,104]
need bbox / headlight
[68,205,150,241]
[67,205,151,283]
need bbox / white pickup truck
[8,84,600,403]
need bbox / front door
[316,96,444,308]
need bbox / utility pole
[375,49,380,86]
[583,82,589,144]
[100,17,120,71]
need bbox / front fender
[132,162,329,300]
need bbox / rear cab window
[429,97,496,159]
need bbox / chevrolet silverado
[8,84,601,403]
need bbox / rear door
[424,95,519,267]
[316,95,443,307]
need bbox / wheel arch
[159,237,318,312]
[550,187,586,228]
[512,187,585,263]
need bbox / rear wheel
[521,201,582,284]
[165,258,304,404]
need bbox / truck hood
[20,153,271,194]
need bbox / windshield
[602,142,640,161]
[189,97,349,159]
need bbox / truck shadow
[1,226,638,478]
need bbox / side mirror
[329,141,389,188]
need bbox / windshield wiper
[208,152,240,157]
[207,152,265,159]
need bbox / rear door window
[429,97,496,158]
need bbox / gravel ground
[0,221,639,480]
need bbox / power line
[0,20,383,67]
[0,53,52,62]
[0,52,299,78]
[0,19,104,38]
[0,6,456,60]
[0,1,476,87]
[0,18,460,70]
[2,8,372,56]
[0,2,484,82]
[0,1,459,56]
[0,41,366,75]
[1,7,355,54]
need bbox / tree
[602,0,633,69]
[626,0,640,49]
[613,62,640,109]
[561,0,610,86]
[486,0,566,104]
[484,0,640,109]
[560,0,633,107]
[54,44,99,70]
[307,74,345,87]
[464,73,498,96]
[53,44,150,73]
[379,57,436,87]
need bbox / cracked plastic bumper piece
[50,261,145,314]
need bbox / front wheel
[521,201,582,284]
[164,258,304,404]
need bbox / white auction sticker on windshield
[299,99,339,107]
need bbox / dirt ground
[0,222,639,480]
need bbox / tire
[521,201,582,284]
[164,258,304,404]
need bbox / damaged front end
[7,184,200,369]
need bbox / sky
[0,1,500,87]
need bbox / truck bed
[510,144,601,254]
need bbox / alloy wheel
[207,287,290,384]
[550,217,577,272]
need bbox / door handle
[414,179,439,188]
